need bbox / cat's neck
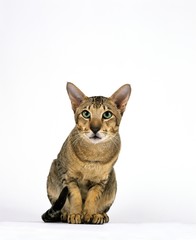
[68,127,121,164]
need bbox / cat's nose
[90,119,101,134]
[90,125,101,134]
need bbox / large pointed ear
[66,82,86,112]
[110,84,131,114]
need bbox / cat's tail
[41,186,68,222]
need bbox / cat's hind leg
[42,186,68,222]
[42,159,68,222]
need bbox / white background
[0,0,196,225]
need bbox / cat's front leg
[67,181,83,224]
[83,183,108,224]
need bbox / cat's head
[66,82,131,144]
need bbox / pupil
[82,110,90,118]
[103,111,112,119]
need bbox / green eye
[82,110,91,119]
[103,111,113,119]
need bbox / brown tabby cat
[42,82,131,224]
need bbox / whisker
[70,132,81,147]
[110,135,119,148]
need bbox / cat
[42,82,131,224]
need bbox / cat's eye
[102,111,113,119]
[82,110,91,119]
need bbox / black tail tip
[41,208,62,222]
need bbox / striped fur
[42,82,131,224]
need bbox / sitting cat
[42,82,131,224]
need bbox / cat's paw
[67,213,83,224]
[83,213,92,223]
[84,213,109,224]
[61,212,68,223]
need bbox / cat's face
[75,96,122,144]
[67,83,131,144]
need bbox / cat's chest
[72,161,109,183]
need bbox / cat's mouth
[90,134,102,140]
[85,132,106,144]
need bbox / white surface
[0,222,196,240]
[0,0,196,223]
